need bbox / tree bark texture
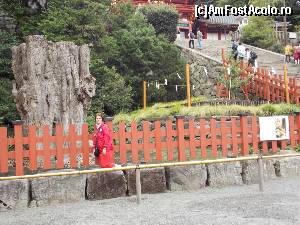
[11,35,96,131]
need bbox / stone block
[0,179,29,211]
[126,167,166,195]
[275,158,300,178]
[86,171,127,200]
[241,159,276,185]
[207,162,243,187]
[165,165,207,191]
[30,169,86,207]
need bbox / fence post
[69,124,77,168]
[136,166,142,204]
[13,120,24,176]
[239,114,249,156]
[142,121,151,162]
[82,124,90,167]
[119,121,127,163]
[166,119,174,161]
[284,64,290,103]
[105,117,114,164]
[154,120,162,161]
[0,126,8,173]
[175,116,186,162]
[131,121,139,163]
[28,125,37,171]
[258,150,264,192]
[55,124,64,169]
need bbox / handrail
[1,153,300,181]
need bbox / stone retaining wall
[179,47,223,97]
[1,157,300,211]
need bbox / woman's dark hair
[95,112,104,119]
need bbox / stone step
[176,39,300,78]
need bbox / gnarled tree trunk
[11,35,96,131]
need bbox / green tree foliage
[0,31,21,123]
[104,13,185,107]
[0,78,19,123]
[285,0,300,32]
[0,31,20,79]
[241,16,277,49]
[137,3,179,42]
[0,0,186,117]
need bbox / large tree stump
[11,35,96,131]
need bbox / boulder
[165,165,207,191]
[0,179,29,211]
[86,171,127,200]
[241,159,276,185]
[126,167,166,195]
[207,162,243,187]
[30,169,86,207]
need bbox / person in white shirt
[237,42,246,61]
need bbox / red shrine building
[130,0,240,40]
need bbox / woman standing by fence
[92,112,115,168]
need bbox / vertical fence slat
[176,117,186,162]
[0,127,8,173]
[281,140,287,151]
[189,119,196,159]
[131,121,138,163]
[210,118,217,158]
[106,120,115,164]
[240,116,249,156]
[82,124,89,167]
[289,115,295,148]
[55,124,64,169]
[262,141,268,154]
[14,124,24,176]
[271,141,278,154]
[166,120,174,161]
[43,125,51,169]
[119,122,127,163]
[231,118,238,157]
[221,117,227,157]
[69,124,77,168]
[200,119,207,159]
[28,125,37,171]
[297,113,300,145]
[155,121,162,161]
[252,116,259,154]
[143,121,151,162]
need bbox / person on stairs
[188,30,195,49]
[197,29,203,49]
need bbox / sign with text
[259,116,289,141]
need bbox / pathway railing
[219,49,300,104]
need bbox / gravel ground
[1,178,300,225]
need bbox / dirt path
[1,177,300,225]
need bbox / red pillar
[200,22,208,39]
[203,24,208,39]
[218,30,221,40]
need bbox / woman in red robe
[92,113,114,168]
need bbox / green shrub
[112,101,300,124]
[259,104,276,116]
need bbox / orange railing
[1,115,300,176]
[219,49,300,104]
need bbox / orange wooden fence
[1,115,300,176]
[219,49,300,104]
